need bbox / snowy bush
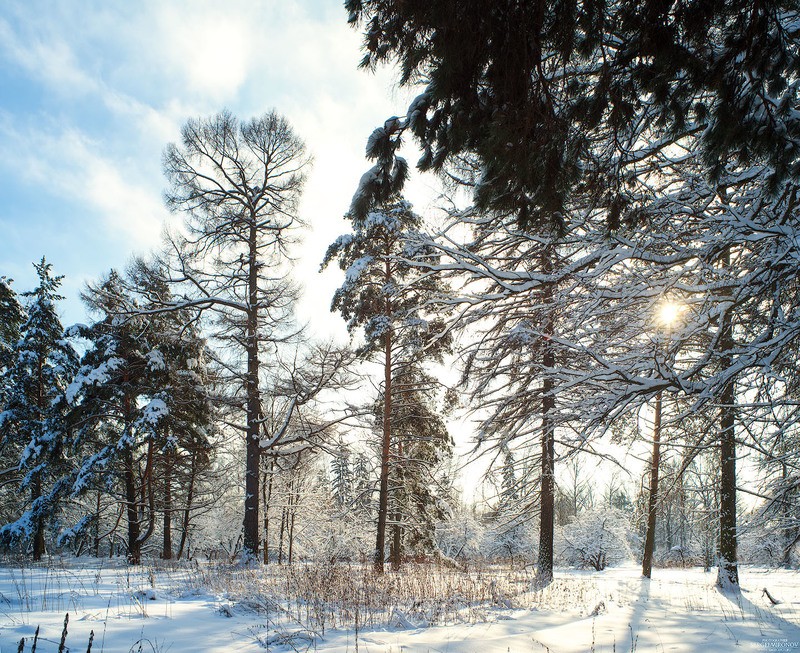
[556,509,633,570]
[739,525,789,566]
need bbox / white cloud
[0,114,166,250]
[0,0,445,335]
[0,16,98,97]
[154,5,255,103]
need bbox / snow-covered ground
[0,559,798,652]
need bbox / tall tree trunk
[32,354,46,561]
[375,249,394,573]
[124,447,141,564]
[717,246,739,589]
[278,504,287,565]
[177,449,197,560]
[31,474,45,561]
[122,384,141,564]
[375,325,392,572]
[642,391,663,578]
[243,221,261,560]
[390,440,403,571]
[137,440,156,547]
[94,490,101,557]
[782,462,794,567]
[162,449,173,560]
[288,480,296,565]
[263,456,275,564]
[537,248,555,586]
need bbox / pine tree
[388,363,453,563]
[0,276,26,518]
[323,199,450,571]
[124,258,217,560]
[0,259,78,559]
[346,0,800,228]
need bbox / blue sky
[0,0,433,333]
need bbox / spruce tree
[66,270,172,563]
[0,259,78,559]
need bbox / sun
[658,301,681,327]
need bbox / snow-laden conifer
[0,259,78,559]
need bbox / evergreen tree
[0,276,25,374]
[125,258,217,560]
[0,259,78,559]
[346,0,800,228]
[66,270,174,563]
[323,199,450,571]
[388,363,453,563]
[331,441,354,510]
[0,276,26,519]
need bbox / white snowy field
[0,559,798,653]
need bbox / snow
[344,256,373,285]
[140,398,168,424]
[145,350,166,372]
[65,357,125,404]
[0,561,798,652]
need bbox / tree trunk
[177,449,197,560]
[124,447,141,564]
[782,462,794,567]
[263,456,275,564]
[243,221,261,561]
[642,391,662,578]
[278,504,287,565]
[137,440,156,547]
[162,450,173,560]
[390,440,403,570]
[288,482,296,565]
[375,249,394,573]
[32,354,46,561]
[375,325,392,572]
[94,491,101,557]
[537,249,555,586]
[717,246,739,590]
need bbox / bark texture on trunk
[717,246,739,590]
[162,450,173,560]
[537,249,555,586]
[242,222,261,560]
[642,391,663,578]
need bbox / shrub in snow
[739,526,788,566]
[661,544,703,568]
[556,508,633,570]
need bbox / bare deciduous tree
[162,110,310,560]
